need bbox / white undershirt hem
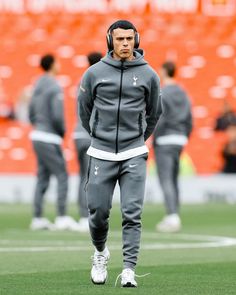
[30,130,62,145]
[156,134,188,146]
[87,145,149,161]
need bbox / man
[29,54,79,231]
[214,101,236,131]
[153,61,192,233]
[73,52,103,232]
[79,20,162,287]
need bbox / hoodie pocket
[91,109,99,137]
[138,112,143,136]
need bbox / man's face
[160,67,167,80]
[51,60,61,75]
[112,28,135,60]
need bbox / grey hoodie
[78,50,162,161]
[29,74,65,142]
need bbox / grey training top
[153,84,192,146]
[29,74,65,144]
[78,50,162,161]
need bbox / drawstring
[114,272,151,287]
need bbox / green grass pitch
[0,203,236,295]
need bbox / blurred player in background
[222,122,236,173]
[73,52,103,232]
[29,54,79,231]
[79,20,162,287]
[214,100,236,131]
[153,61,192,233]
[214,100,236,173]
[0,77,15,121]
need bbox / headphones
[106,30,140,51]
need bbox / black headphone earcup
[106,33,113,51]
[134,33,140,49]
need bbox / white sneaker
[121,268,137,287]
[54,216,80,231]
[91,247,110,284]
[77,217,89,233]
[156,214,182,233]
[30,217,54,230]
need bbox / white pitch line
[0,234,236,253]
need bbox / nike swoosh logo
[129,164,137,168]
[80,85,86,92]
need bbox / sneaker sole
[122,282,137,288]
[91,277,107,285]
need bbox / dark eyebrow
[116,36,134,40]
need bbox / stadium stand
[0,11,235,174]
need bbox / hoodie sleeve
[78,70,94,135]
[29,97,35,125]
[183,93,193,137]
[50,89,65,138]
[144,74,162,141]
[186,105,193,137]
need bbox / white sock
[95,246,108,256]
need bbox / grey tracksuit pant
[154,145,183,215]
[32,140,68,217]
[74,138,91,218]
[87,153,147,270]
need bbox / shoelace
[114,271,151,287]
[91,255,108,272]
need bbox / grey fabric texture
[86,154,147,269]
[74,121,91,140]
[153,84,192,140]
[78,50,162,153]
[74,96,91,140]
[74,138,91,217]
[154,145,183,215]
[29,74,65,137]
[32,141,68,217]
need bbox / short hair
[40,54,55,71]
[107,20,137,34]
[162,61,176,78]
[87,52,103,66]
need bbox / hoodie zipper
[116,60,124,154]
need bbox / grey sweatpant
[154,145,183,215]
[74,138,91,218]
[32,140,68,217]
[87,153,147,270]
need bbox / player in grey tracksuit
[73,52,102,225]
[78,20,162,287]
[29,54,69,230]
[153,61,192,233]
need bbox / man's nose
[123,39,128,46]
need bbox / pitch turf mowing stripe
[0,263,236,295]
[0,233,236,252]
